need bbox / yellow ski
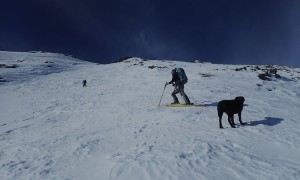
[165,104,206,107]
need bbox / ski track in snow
[1,51,300,180]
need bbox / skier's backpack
[176,68,188,84]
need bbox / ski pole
[158,84,167,108]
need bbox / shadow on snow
[248,117,284,126]
[198,102,218,107]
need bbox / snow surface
[1,51,300,180]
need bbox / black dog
[217,96,245,128]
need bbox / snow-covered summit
[0,51,300,180]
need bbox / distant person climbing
[82,80,87,87]
[165,68,191,105]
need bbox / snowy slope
[1,51,300,180]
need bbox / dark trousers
[172,84,190,104]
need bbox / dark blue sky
[1,0,300,67]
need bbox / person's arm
[168,73,178,84]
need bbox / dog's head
[235,96,245,103]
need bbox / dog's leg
[231,114,237,125]
[217,104,224,129]
[227,115,232,127]
[219,118,224,129]
[228,115,235,128]
[218,112,224,129]
[238,112,245,125]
